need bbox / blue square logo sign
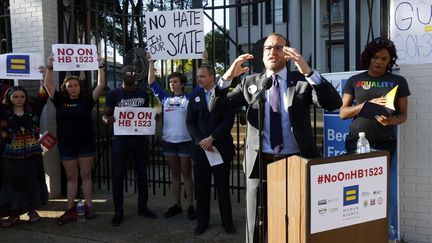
[6,55,30,74]
[343,185,359,206]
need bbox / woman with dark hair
[147,57,200,220]
[339,37,410,240]
[44,55,105,225]
[0,75,49,227]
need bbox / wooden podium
[267,151,389,243]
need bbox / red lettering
[350,170,357,179]
[57,48,74,55]
[337,172,345,181]
[119,111,134,119]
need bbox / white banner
[52,44,98,71]
[310,156,387,234]
[113,107,156,135]
[0,53,43,80]
[390,0,432,64]
[145,9,205,60]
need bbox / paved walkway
[0,189,246,243]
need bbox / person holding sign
[0,70,49,227]
[339,37,410,240]
[102,65,157,226]
[148,58,199,220]
[219,33,342,242]
[43,55,105,225]
[186,65,236,235]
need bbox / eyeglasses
[264,45,284,52]
[372,37,394,47]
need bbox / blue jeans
[112,136,149,213]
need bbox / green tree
[204,28,229,76]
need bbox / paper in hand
[204,146,224,167]
[358,85,398,120]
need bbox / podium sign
[310,156,387,234]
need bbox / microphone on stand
[251,77,273,105]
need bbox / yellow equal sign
[345,189,357,201]
[425,26,432,33]
[10,58,27,70]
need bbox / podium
[267,150,389,243]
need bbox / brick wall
[10,0,61,198]
[398,63,432,243]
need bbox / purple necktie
[270,74,283,152]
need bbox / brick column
[10,0,61,197]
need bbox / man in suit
[219,33,342,242]
[186,65,236,235]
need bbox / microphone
[251,77,273,105]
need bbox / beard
[123,74,136,85]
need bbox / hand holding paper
[358,85,398,120]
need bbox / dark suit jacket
[227,71,342,178]
[186,88,236,161]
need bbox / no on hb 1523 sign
[113,107,156,136]
[145,9,204,60]
[52,44,98,71]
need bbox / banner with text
[113,107,156,135]
[145,9,204,60]
[390,0,432,64]
[52,44,98,71]
[322,71,363,157]
[0,53,43,80]
[310,156,387,234]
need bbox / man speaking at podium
[219,33,342,242]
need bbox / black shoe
[111,212,123,226]
[223,224,236,234]
[194,223,208,235]
[186,206,196,220]
[138,207,157,219]
[164,204,182,217]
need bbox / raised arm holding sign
[145,9,205,60]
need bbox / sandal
[28,210,41,223]
[1,216,19,228]
[57,207,77,226]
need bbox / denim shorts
[162,140,192,157]
[58,141,95,161]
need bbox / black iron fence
[0,0,388,203]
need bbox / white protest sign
[390,0,432,64]
[52,44,98,71]
[113,107,156,135]
[310,156,387,234]
[0,53,43,80]
[145,9,205,60]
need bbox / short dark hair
[361,37,398,72]
[267,33,290,47]
[198,65,216,78]
[168,72,187,85]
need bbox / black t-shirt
[52,91,96,144]
[343,71,410,142]
[105,86,149,108]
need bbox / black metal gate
[51,0,389,204]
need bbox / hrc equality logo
[6,55,30,74]
[343,185,359,206]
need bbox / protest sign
[145,9,205,60]
[113,107,156,135]
[52,44,98,71]
[0,53,43,80]
[322,71,362,157]
[390,0,432,64]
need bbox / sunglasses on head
[372,37,394,46]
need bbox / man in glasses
[102,65,157,226]
[219,32,342,242]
